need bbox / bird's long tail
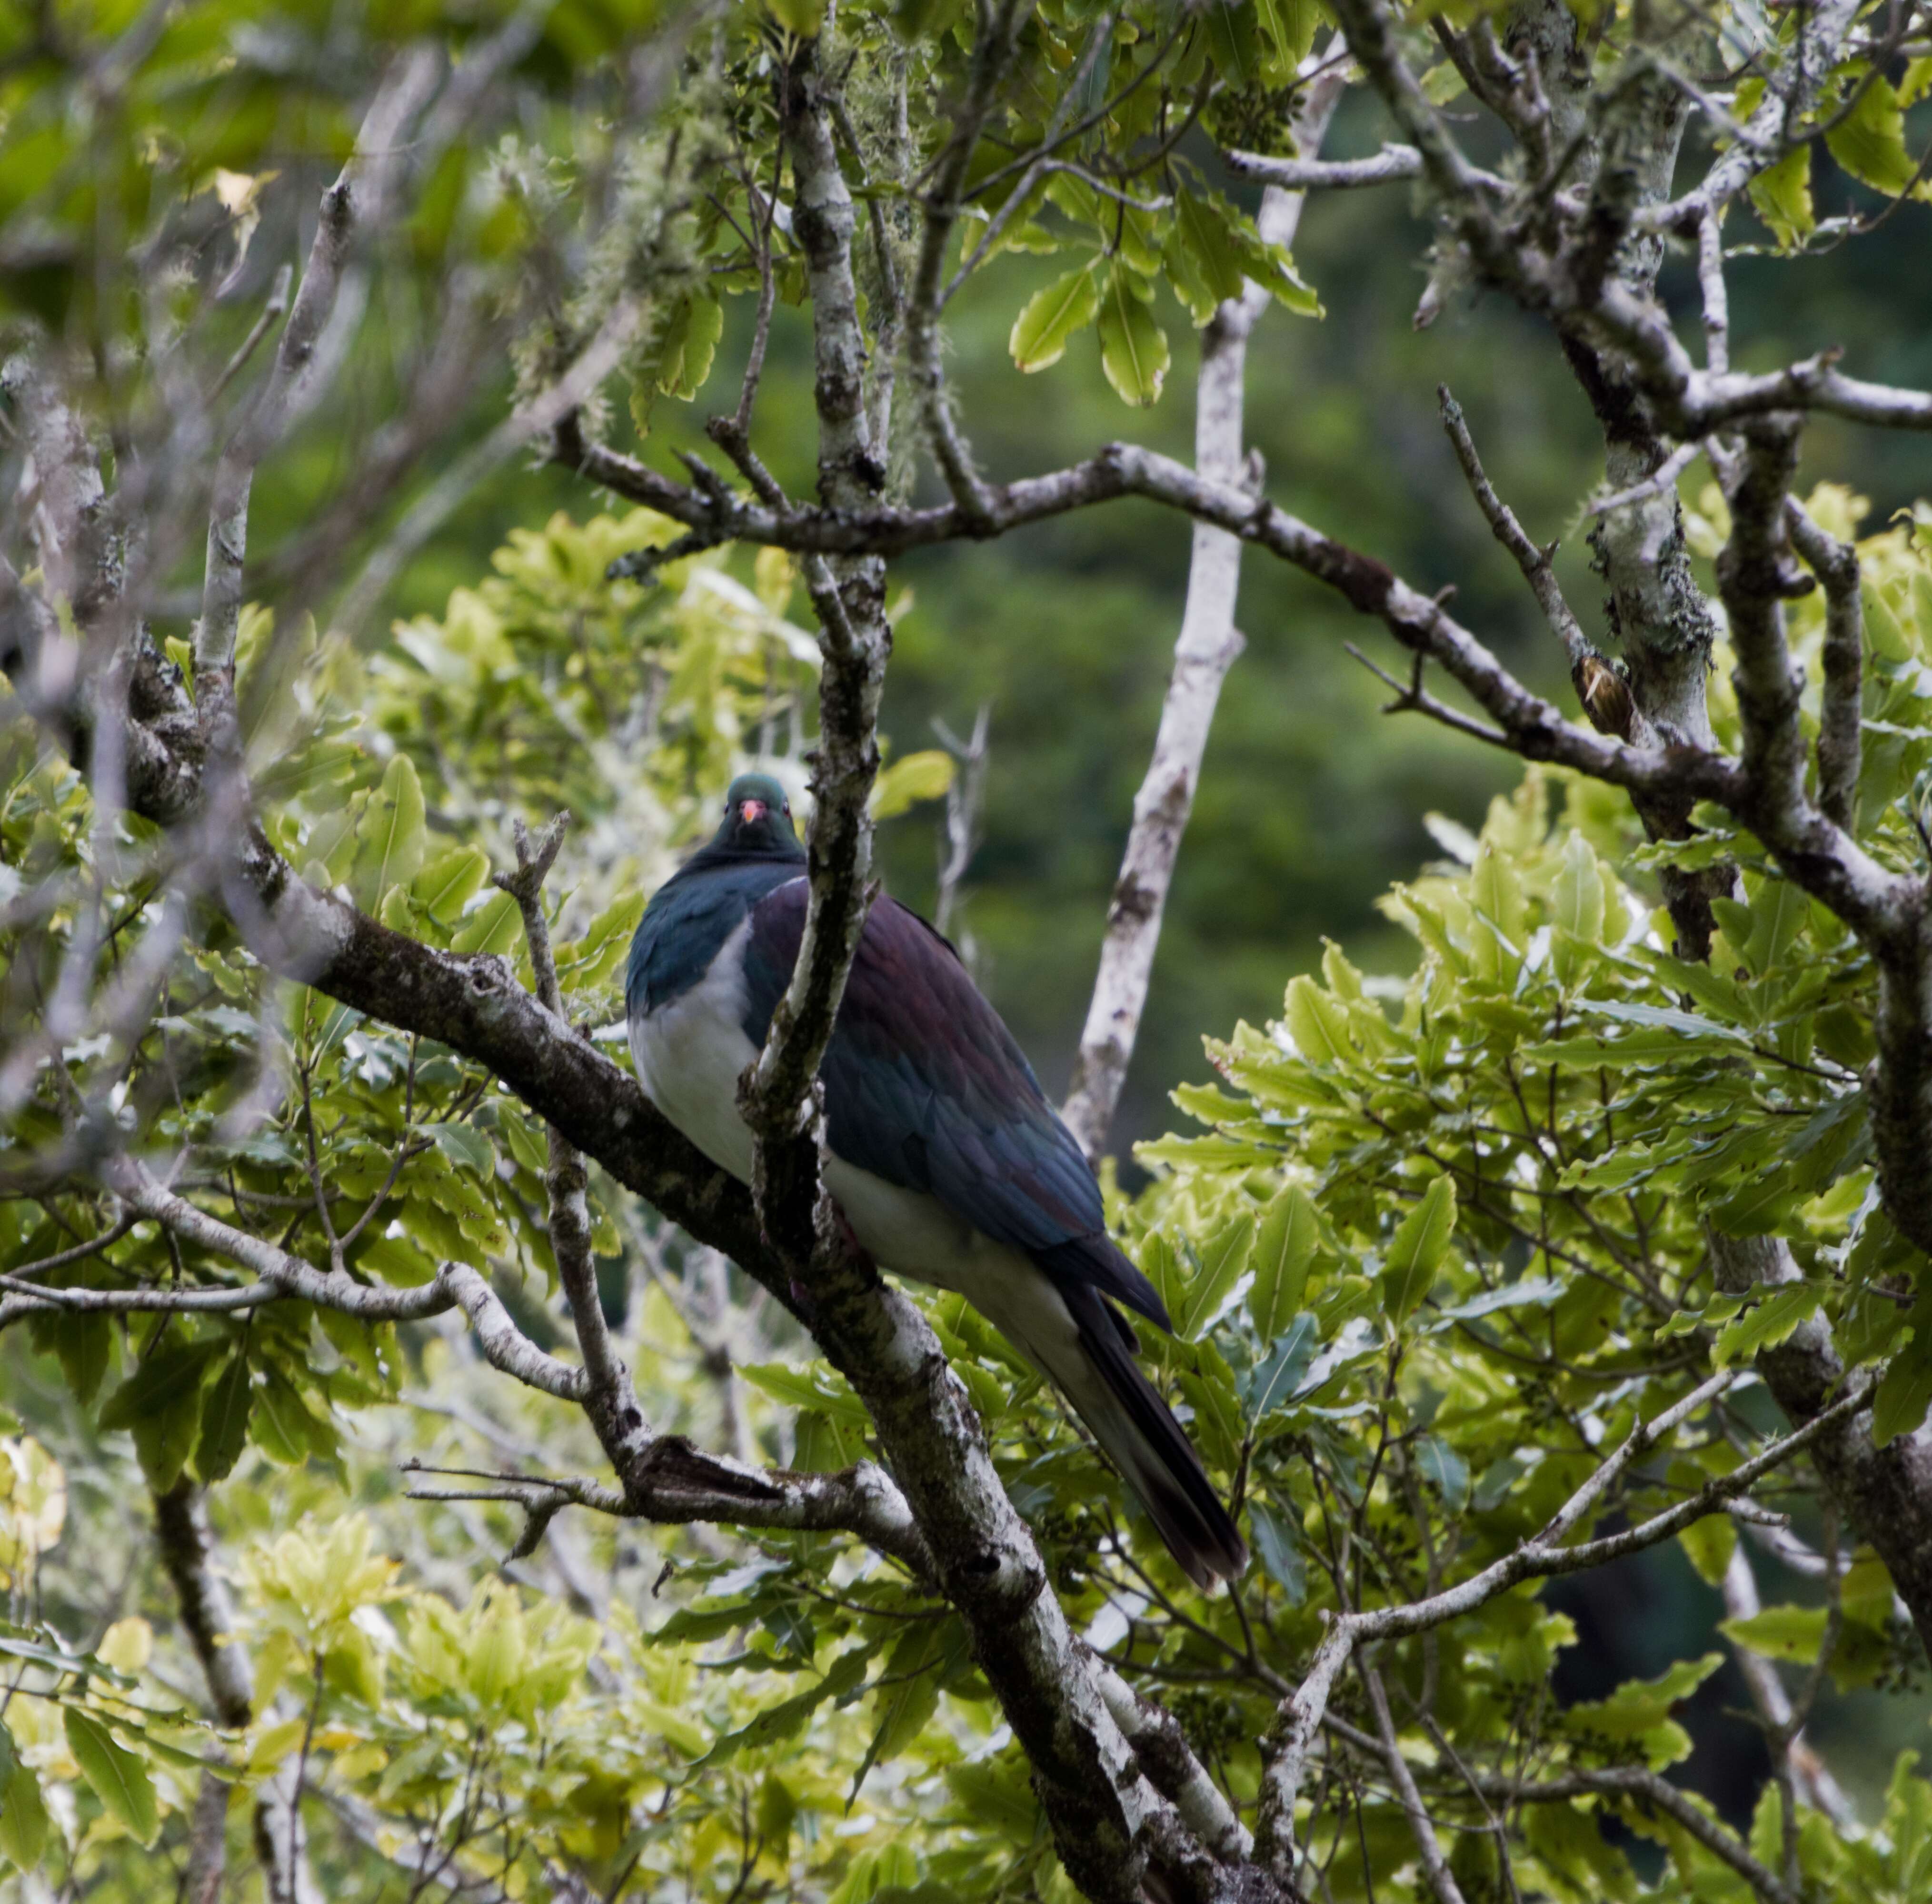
[1038,1281,1248,1590]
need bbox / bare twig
[1225,143,1425,189]
[1360,1660,1468,1904]
[1787,497,1863,831]
[1253,1368,1871,1874]
[1478,1766,1802,1904]
[209,263,294,405]
[196,47,438,694]
[1437,388,1594,672]
[1721,1540,1858,1826]
[933,704,991,942]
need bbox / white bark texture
[1061,72,1344,1160]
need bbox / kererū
[627,773,1247,1587]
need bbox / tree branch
[1642,0,1867,232]
[1360,1659,1467,1904]
[1478,1766,1801,1904]
[902,0,1034,524]
[1224,143,1424,189]
[1720,1540,1858,1825]
[1063,66,1344,1160]
[196,46,438,704]
[1788,497,1864,831]
[1253,1368,1867,1874]
[1437,384,1632,734]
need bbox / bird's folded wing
[740,883,1170,1331]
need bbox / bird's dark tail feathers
[1051,1281,1247,1590]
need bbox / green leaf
[1429,1278,1562,1327]
[252,1368,332,1466]
[0,1757,51,1870]
[1553,830,1605,982]
[756,1771,796,1845]
[350,754,427,908]
[1382,1174,1456,1325]
[870,749,955,820]
[47,1310,110,1407]
[1561,1655,1722,1767]
[1720,1605,1830,1661]
[1008,264,1100,373]
[1249,1186,1319,1338]
[411,846,490,926]
[554,892,647,990]
[450,890,522,957]
[740,1360,871,1427]
[1249,1502,1306,1604]
[1245,1313,1318,1419]
[1175,1340,1244,1473]
[1096,264,1168,406]
[1748,144,1814,250]
[194,1349,254,1484]
[355,1233,438,1288]
[656,291,724,399]
[1204,0,1257,86]
[1875,1325,1932,1448]
[1173,188,1249,310]
[851,1622,955,1801]
[426,1120,495,1178]
[943,1759,1040,1845]
[1255,0,1320,77]
[701,1646,870,1765]
[1826,74,1922,198]
[64,1707,158,1843]
[99,1340,224,1431]
[1679,1513,1736,1587]
[1283,975,1351,1065]
[766,0,827,32]
[1234,233,1320,317]
[1180,1211,1253,1339]
[1414,1435,1470,1513]
[1713,1283,1822,1368]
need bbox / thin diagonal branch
[902,0,1033,524]
[1254,1368,1869,1874]
[1360,1660,1467,1904]
[1478,1767,1801,1904]
[196,45,438,694]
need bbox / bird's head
[712,773,804,858]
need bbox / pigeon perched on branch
[627,773,1246,1587]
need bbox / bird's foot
[831,1204,876,1273]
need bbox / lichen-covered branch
[1788,498,1864,831]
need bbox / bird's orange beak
[738,798,767,823]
